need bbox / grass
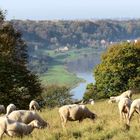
[3,94,140,140]
[39,47,102,86]
[40,65,84,87]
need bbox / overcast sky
[0,0,140,20]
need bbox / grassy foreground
[3,95,140,140]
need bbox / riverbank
[40,65,83,87]
[40,47,103,88]
[70,72,95,99]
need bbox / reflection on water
[68,51,102,100]
[70,73,95,100]
[66,54,100,73]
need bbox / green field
[39,47,102,86]
[40,65,84,87]
[3,94,140,140]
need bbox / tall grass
[3,94,140,140]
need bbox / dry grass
[3,94,140,140]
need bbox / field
[39,47,102,86]
[3,94,140,140]
[40,65,84,87]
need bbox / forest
[11,19,140,50]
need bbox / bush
[42,85,73,108]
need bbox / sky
[0,0,140,20]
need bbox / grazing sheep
[79,99,94,105]
[0,105,5,114]
[118,97,132,121]
[109,90,133,103]
[6,104,16,115]
[29,100,40,111]
[59,104,96,127]
[7,110,48,128]
[127,99,140,125]
[0,117,42,138]
[89,99,95,105]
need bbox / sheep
[7,110,48,128]
[6,104,16,116]
[0,105,5,114]
[29,100,40,111]
[79,99,94,105]
[86,99,95,105]
[118,97,132,121]
[109,90,133,103]
[91,100,95,105]
[127,99,140,125]
[121,90,133,99]
[0,116,42,138]
[59,104,96,127]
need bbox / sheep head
[89,112,97,120]
[29,120,42,129]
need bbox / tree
[42,85,73,108]
[84,42,140,99]
[0,10,42,108]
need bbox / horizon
[0,0,140,20]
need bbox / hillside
[9,19,140,87]
[10,19,140,50]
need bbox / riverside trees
[84,42,140,99]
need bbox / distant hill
[10,19,140,50]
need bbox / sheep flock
[0,90,140,139]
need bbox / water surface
[70,72,95,99]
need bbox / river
[67,49,103,100]
[70,72,95,100]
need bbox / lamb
[0,116,42,138]
[0,105,5,114]
[109,90,133,103]
[118,97,132,121]
[7,110,48,128]
[6,104,16,116]
[127,99,140,125]
[59,104,96,127]
[29,100,40,111]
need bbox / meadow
[3,94,140,140]
[39,47,102,86]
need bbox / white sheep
[7,110,48,128]
[0,116,42,138]
[6,104,16,116]
[79,99,94,105]
[118,97,132,121]
[88,99,95,105]
[0,105,5,114]
[29,100,40,111]
[59,104,96,127]
[91,100,95,105]
[109,90,133,103]
[127,99,140,125]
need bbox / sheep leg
[0,131,4,140]
[135,108,140,123]
[127,107,135,125]
[62,116,67,128]
[123,113,127,120]
[59,114,67,128]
